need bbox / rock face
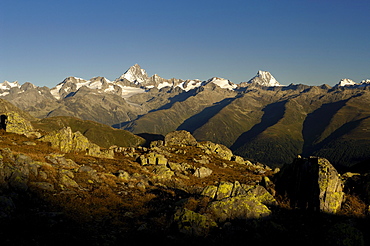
[39,127,114,158]
[165,130,198,146]
[5,112,34,135]
[174,208,217,237]
[174,181,276,237]
[276,157,344,213]
[197,141,234,161]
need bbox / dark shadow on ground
[301,99,349,156]
[230,100,287,151]
[176,97,236,133]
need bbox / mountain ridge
[1,65,370,168]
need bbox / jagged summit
[335,78,370,87]
[336,78,356,87]
[0,80,21,90]
[247,70,281,87]
[117,64,149,84]
[206,77,237,90]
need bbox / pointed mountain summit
[248,71,281,87]
[117,64,149,84]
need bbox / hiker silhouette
[0,115,8,131]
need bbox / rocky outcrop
[197,141,234,161]
[174,208,217,237]
[275,157,345,213]
[0,129,367,245]
[38,127,114,158]
[164,130,197,146]
[5,112,34,135]
[173,181,276,237]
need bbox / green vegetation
[32,116,145,148]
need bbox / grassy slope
[125,85,237,135]
[228,88,370,168]
[32,116,145,148]
[305,92,370,168]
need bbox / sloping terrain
[32,116,145,148]
[0,128,369,245]
[2,65,370,168]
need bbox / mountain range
[2,64,370,168]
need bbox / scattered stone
[152,165,174,181]
[116,170,131,181]
[23,141,36,146]
[137,152,168,166]
[193,166,213,178]
[59,169,79,188]
[46,154,80,169]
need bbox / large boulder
[4,112,34,135]
[207,195,272,222]
[164,130,197,146]
[39,127,114,158]
[174,208,217,237]
[197,141,234,161]
[201,181,276,222]
[275,157,344,213]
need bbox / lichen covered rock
[207,195,271,222]
[164,130,197,146]
[174,208,217,237]
[197,141,233,161]
[4,112,34,135]
[39,127,114,158]
[275,157,344,213]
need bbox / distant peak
[207,77,237,90]
[336,78,356,87]
[248,71,281,86]
[0,80,21,89]
[118,64,148,83]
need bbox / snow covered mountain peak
[248,71,281,87]
[117,64,148,84]
[207,77,237,90]
[337,78,356,87]
[335,78,370,88]
[0,80,21,90]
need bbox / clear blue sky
[1,0,369,87]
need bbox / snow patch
[337,78,356,87]
[120,86,146,98]
[209,77,237,90]
[157,82,172,90]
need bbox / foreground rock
[39,127,114,158]
[174,182,277,237]
[275,156,345,213]
[165,130,198,146]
